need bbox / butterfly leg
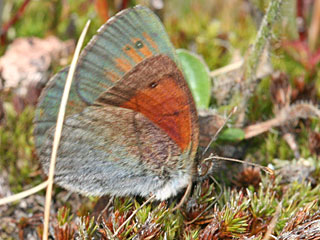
[172,179,192,211]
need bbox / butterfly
[34,5,199,201]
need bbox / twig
[112,195,155,238]
[244,0,283,84]
[202,106,238,157]
[308,0,320,52]
[244,102,320,139]
[210,60,243,78]
[0,0,31,45]
[121,0,129,10]
[0,1,3,29]
[0,180,48,205]
[237,0,283,125]
[244,117,282,139]
[184,176,222,225]
[95,0,109,22]
[42,20,91,240]
[97,197,114,222]
[262,202,282,240]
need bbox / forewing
[34,67,87,150]
[34,6,178,148]
[75,5,178,104]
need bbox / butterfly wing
[34,6,178,145]
[34,67,87,150]
[34,6,198,200]
[38,55,198,200]
[75,5,179,104]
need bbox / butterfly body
[34,6,199,200]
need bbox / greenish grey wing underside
[34,67,87,150]
[34,5,178,151]
[40,106,185,198]
[75,5,178,104]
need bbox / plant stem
[237,0,284,125]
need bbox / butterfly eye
[135,40,144,49]
[149,82,158,88]
[197,163,208,177]
[198,160,214,177]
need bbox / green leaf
[176,49,211,109]
[218,128,245,141]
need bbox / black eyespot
[135,40,143,49]
[149,82,158,88]
[125,45,131,51]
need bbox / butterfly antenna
[204,154,274,175]
[172,179,193,211]
[201,106,238,157]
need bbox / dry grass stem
[0,180,48,205]
[42,20,91,240]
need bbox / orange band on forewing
[142,32,159,52]
[130,38,153,58]
[105,70,120,82]
[98,82,109,90]
[120,77,191,151]
[124,44,144,63]
[115,58,132,72]
[139,46,153,57]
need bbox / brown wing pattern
[95,54,199,158]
